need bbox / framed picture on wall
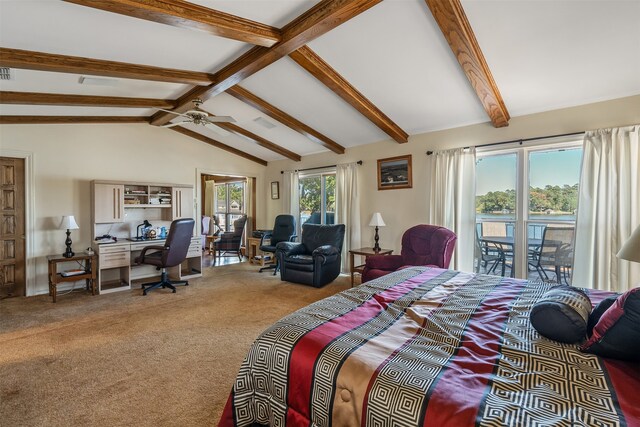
[271,181,280,199]
[377,155,412,190]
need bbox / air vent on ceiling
[78,76,118,86]
[0,68,12,81]
[253,116,276,129]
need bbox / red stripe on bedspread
[422,278,526,427]
[603,359,640,426]
[285,268,445,425]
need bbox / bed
[219,267,640,426]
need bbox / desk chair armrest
[289,234,298,242]
[259,231,273,246]
[136,245,165,263]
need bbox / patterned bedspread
[219,267,640,427]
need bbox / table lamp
[617,224,640,263]
[60,215,79,258]
[369,212,386,252]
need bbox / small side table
[349,247,393,287]
[47,253,97,303]
[248,236,274,267]
[206,235,217,255]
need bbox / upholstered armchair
[214,215,247,263]
[276,223,345,288]
[362,224,457,283]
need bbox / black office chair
[259,214,296,274]
[135,218,195,295]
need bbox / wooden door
[0,157,25,298]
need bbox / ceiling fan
[158,98,235,134]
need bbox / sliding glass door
[475,143,582,282]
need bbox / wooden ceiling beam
[169,126,268,166]
[289,46,409,143]
[0,47,214,85]
[64,0,281,47]
[150,0,382,126]
[424,0,509,127]
[0,91,175,109]
[226,86,345,154]
[0,116,148,124]
[210,118,301,162]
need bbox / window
[298,172,335,226]
[475,143,582,282]
[215,181,245,232]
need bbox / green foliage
[299,175,335,214]
[476,184,579,214]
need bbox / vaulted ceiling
[1,1,639,165]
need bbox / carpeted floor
[0,261,350,426]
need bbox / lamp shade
[617,224,640,263]
[60,215,79,230]
[369,212,386,227]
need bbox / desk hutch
[91,180,201,294]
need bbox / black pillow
[581,287,640,361]
[586,295,618,337]
[530,285,592,344]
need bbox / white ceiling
[1,0,639,163]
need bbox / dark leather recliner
[259,214,296,274]
[362,224,457,283]
[135,218,195,295]
[276,223,345,288]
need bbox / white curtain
[336,163,361,273]
[427,147,477,272]
[282,171,300,236]
[573,125,640,292]
[244,177,254,247]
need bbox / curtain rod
[281,160,362,174]
[426,131,585,155]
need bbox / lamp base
[63,229,74,258]
[373,226,380,252]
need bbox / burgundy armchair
[361,224,457,283]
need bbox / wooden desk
[349,247,393,287]
[47,254,97,303]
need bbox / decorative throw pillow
[581,287,640,361]
[586,295,618,337]
[530,285,592,344]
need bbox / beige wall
[263,95,640,254]
[0,123,266,295]
[2,95,639,295]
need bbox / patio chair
[528,226,575,284]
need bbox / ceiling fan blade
[156,108,190,119]
[204,122,231,137]
[206,115,236,123]
[162,121,190,128]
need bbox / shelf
[124,204,171,208]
